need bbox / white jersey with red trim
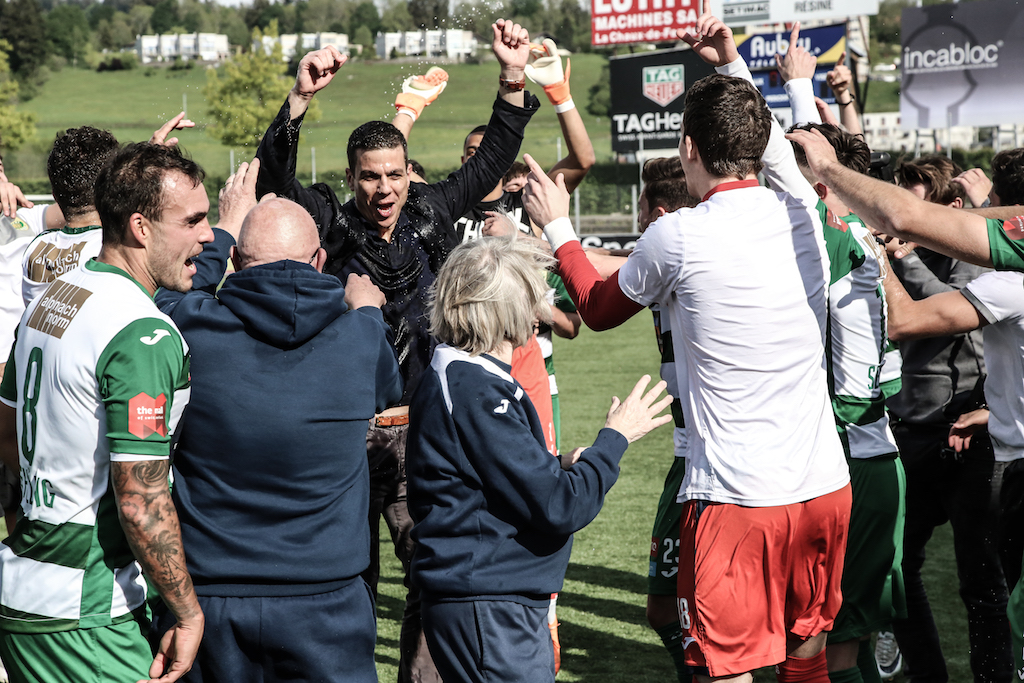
[617,182,849,507]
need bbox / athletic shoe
[875,631,903,680]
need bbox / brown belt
[374,406,410,427]
[374,413,409,427]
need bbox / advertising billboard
[608,48,714,152]
[709,0,877,27]
[592,0,700,47]
[607,25,846,152]
[900,0,1024,129]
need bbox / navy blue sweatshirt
[256,94,540,403]
[407,345,628,605]
[156,229,403,597]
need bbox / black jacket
[256,94,540,402]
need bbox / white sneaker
[875,631,903,680]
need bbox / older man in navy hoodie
[153,161,403,683]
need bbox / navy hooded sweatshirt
[156,229,403,597]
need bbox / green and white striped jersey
[0,259,190,633]
[819,204,899,459]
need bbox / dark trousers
[153,579,377,683]
[363,421,439,683]
[891,422,1011,683]
[422,599,555,683]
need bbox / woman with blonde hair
[407,235,672,683]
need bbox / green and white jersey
[0,259,190,633]
[21,225,103,306]
[818,203,899,459]
[989,216,1024,273]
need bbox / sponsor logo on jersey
[1002,216,1024,240]
[825,209,849,233]
[128,392,168,439]
[642,65,684,107]
[650,536,660,557]
[493,399,510,414]
[26,281,92,339]
[141,329,171,345]
[26,240,90,284]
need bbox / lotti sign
[591,0,699,47]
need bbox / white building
[255,33,351,61]
[135,33,230,64]
[375,29,477,60]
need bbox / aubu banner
[901,0,1024,129]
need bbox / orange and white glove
[394,67,448,122]
[525,39,574,113]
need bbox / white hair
[430,235,555,356]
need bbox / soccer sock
[857,639,882,683]
[827,666,863,683]
[776,650,829,683]
[653,622,693,683]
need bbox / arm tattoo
[111,460,201,621]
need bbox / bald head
[234,198,322,270]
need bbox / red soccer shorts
[677,484,852,678]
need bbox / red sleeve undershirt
[554,241,645,331]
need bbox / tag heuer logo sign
[642,66,684,107]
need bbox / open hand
[604,375,673,444]
[677,0,740,67]
[774,23,816,83]
[150,112,196,148]
[217,159,261,239]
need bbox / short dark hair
[682,75,770,179]
[47,127,120,220]
[503,161,529,186]
[95,142,205,246]
[991,148,1024,206]
[642,157,698,212]
[788,123,870,175]
[897,155,965,205]
[347,121,408,169]
[465,125,488,147]
[408,158,426,177]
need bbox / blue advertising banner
[733,23,846,108]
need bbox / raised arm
[523,154,645,330]
[826,53,863,135]
[427,21,539,223]
[391,67,449,142]
[680,8,817,206]
[255,47,347,225]
[526,39,596,193]
[788,127,995,266]
[775,24,822,126]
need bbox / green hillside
[9,55,613,182]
